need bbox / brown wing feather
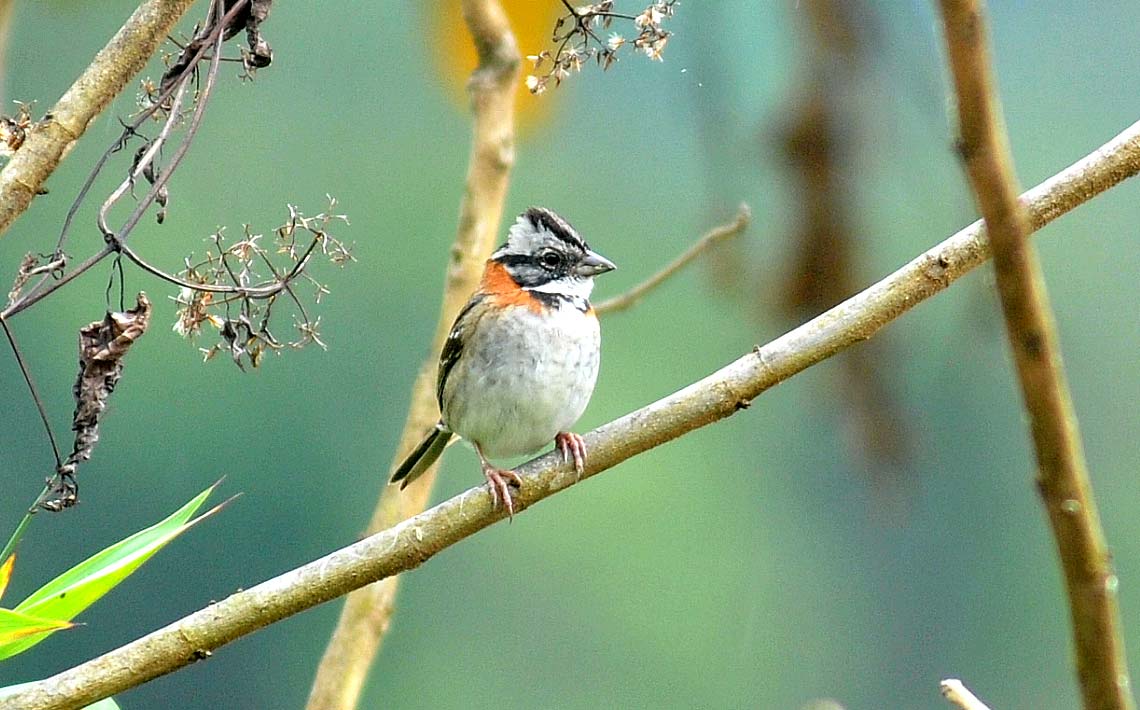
[437,294,484,410]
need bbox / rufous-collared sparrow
[390,207,615,517]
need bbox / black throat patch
[525,288,590,313]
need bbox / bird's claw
[555,431,587,480]
[482,464,522,520]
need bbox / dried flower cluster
[1,0,308,517]
[526,1,677,94]
[172,198,352,369]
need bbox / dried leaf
[45,293,152,511]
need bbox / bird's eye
[539,251,562,269]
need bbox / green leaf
[0,607,74,650]
[0,481,226,661]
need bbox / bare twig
[6,118,1140,710]
[594,203,751,315]
[54,0,247,266]
[94,80,192,240]
[0,0,198,238]
[0,318,61,467]
[526,0,676,94]
[0,0,246,322]
[936,3,1133,709]
[0,0,321,369]
[940,679,992,710]
[105,0,235,248]
[305,1,519,708]
[0,483,48,567]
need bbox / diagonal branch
[0,0,198,239]
[5,118,1140,710]
[936,3,1133,710]
[305,1,519,708]
[594,203,751,316]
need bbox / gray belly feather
[442,304,600,459]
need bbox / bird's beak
[576,250,616,277]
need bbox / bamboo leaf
[0,481,227,660]
[0,607,75,658]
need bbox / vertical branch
[936,3,1133,710]
[0,0,198,238]
[305,2,519,708]
[0,0,15,103]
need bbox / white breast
[442,302,600,460]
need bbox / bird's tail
[390,422,453,489]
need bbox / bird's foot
[481,462,522,520]
[555,431,587,480]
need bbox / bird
[390,207,615,518]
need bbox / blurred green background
[1,1,1139,708]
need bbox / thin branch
[0,0,198,239]
[117,237,313,297]
[0,247,110,319]
[6,118,1140,710]
[94,80,191,240]
[558,0,637,22]
[109,0,234,248]
[55,17,220,264]
[0,313,57,564]
[0,318,61,466]
[0,0,250,323]
[594,203,751,315]
[936,4,1133,710]
[528,1,675,93]
[940,679,992,710]
[0,484,48,566]
[305,1,520,708]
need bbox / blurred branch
[0,0,198,239]
[305,1,519,708]
[594,203,750,315]
[0,0,14,103]
[936,3,1134,710]
[774,0,913,493]
[7,118,1140,710]
[940,679,992,710]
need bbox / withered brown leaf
[45,293,152,511]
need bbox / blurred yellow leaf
[426,0,560,131]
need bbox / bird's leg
[555,431,588,480]
[474,442,522,520]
